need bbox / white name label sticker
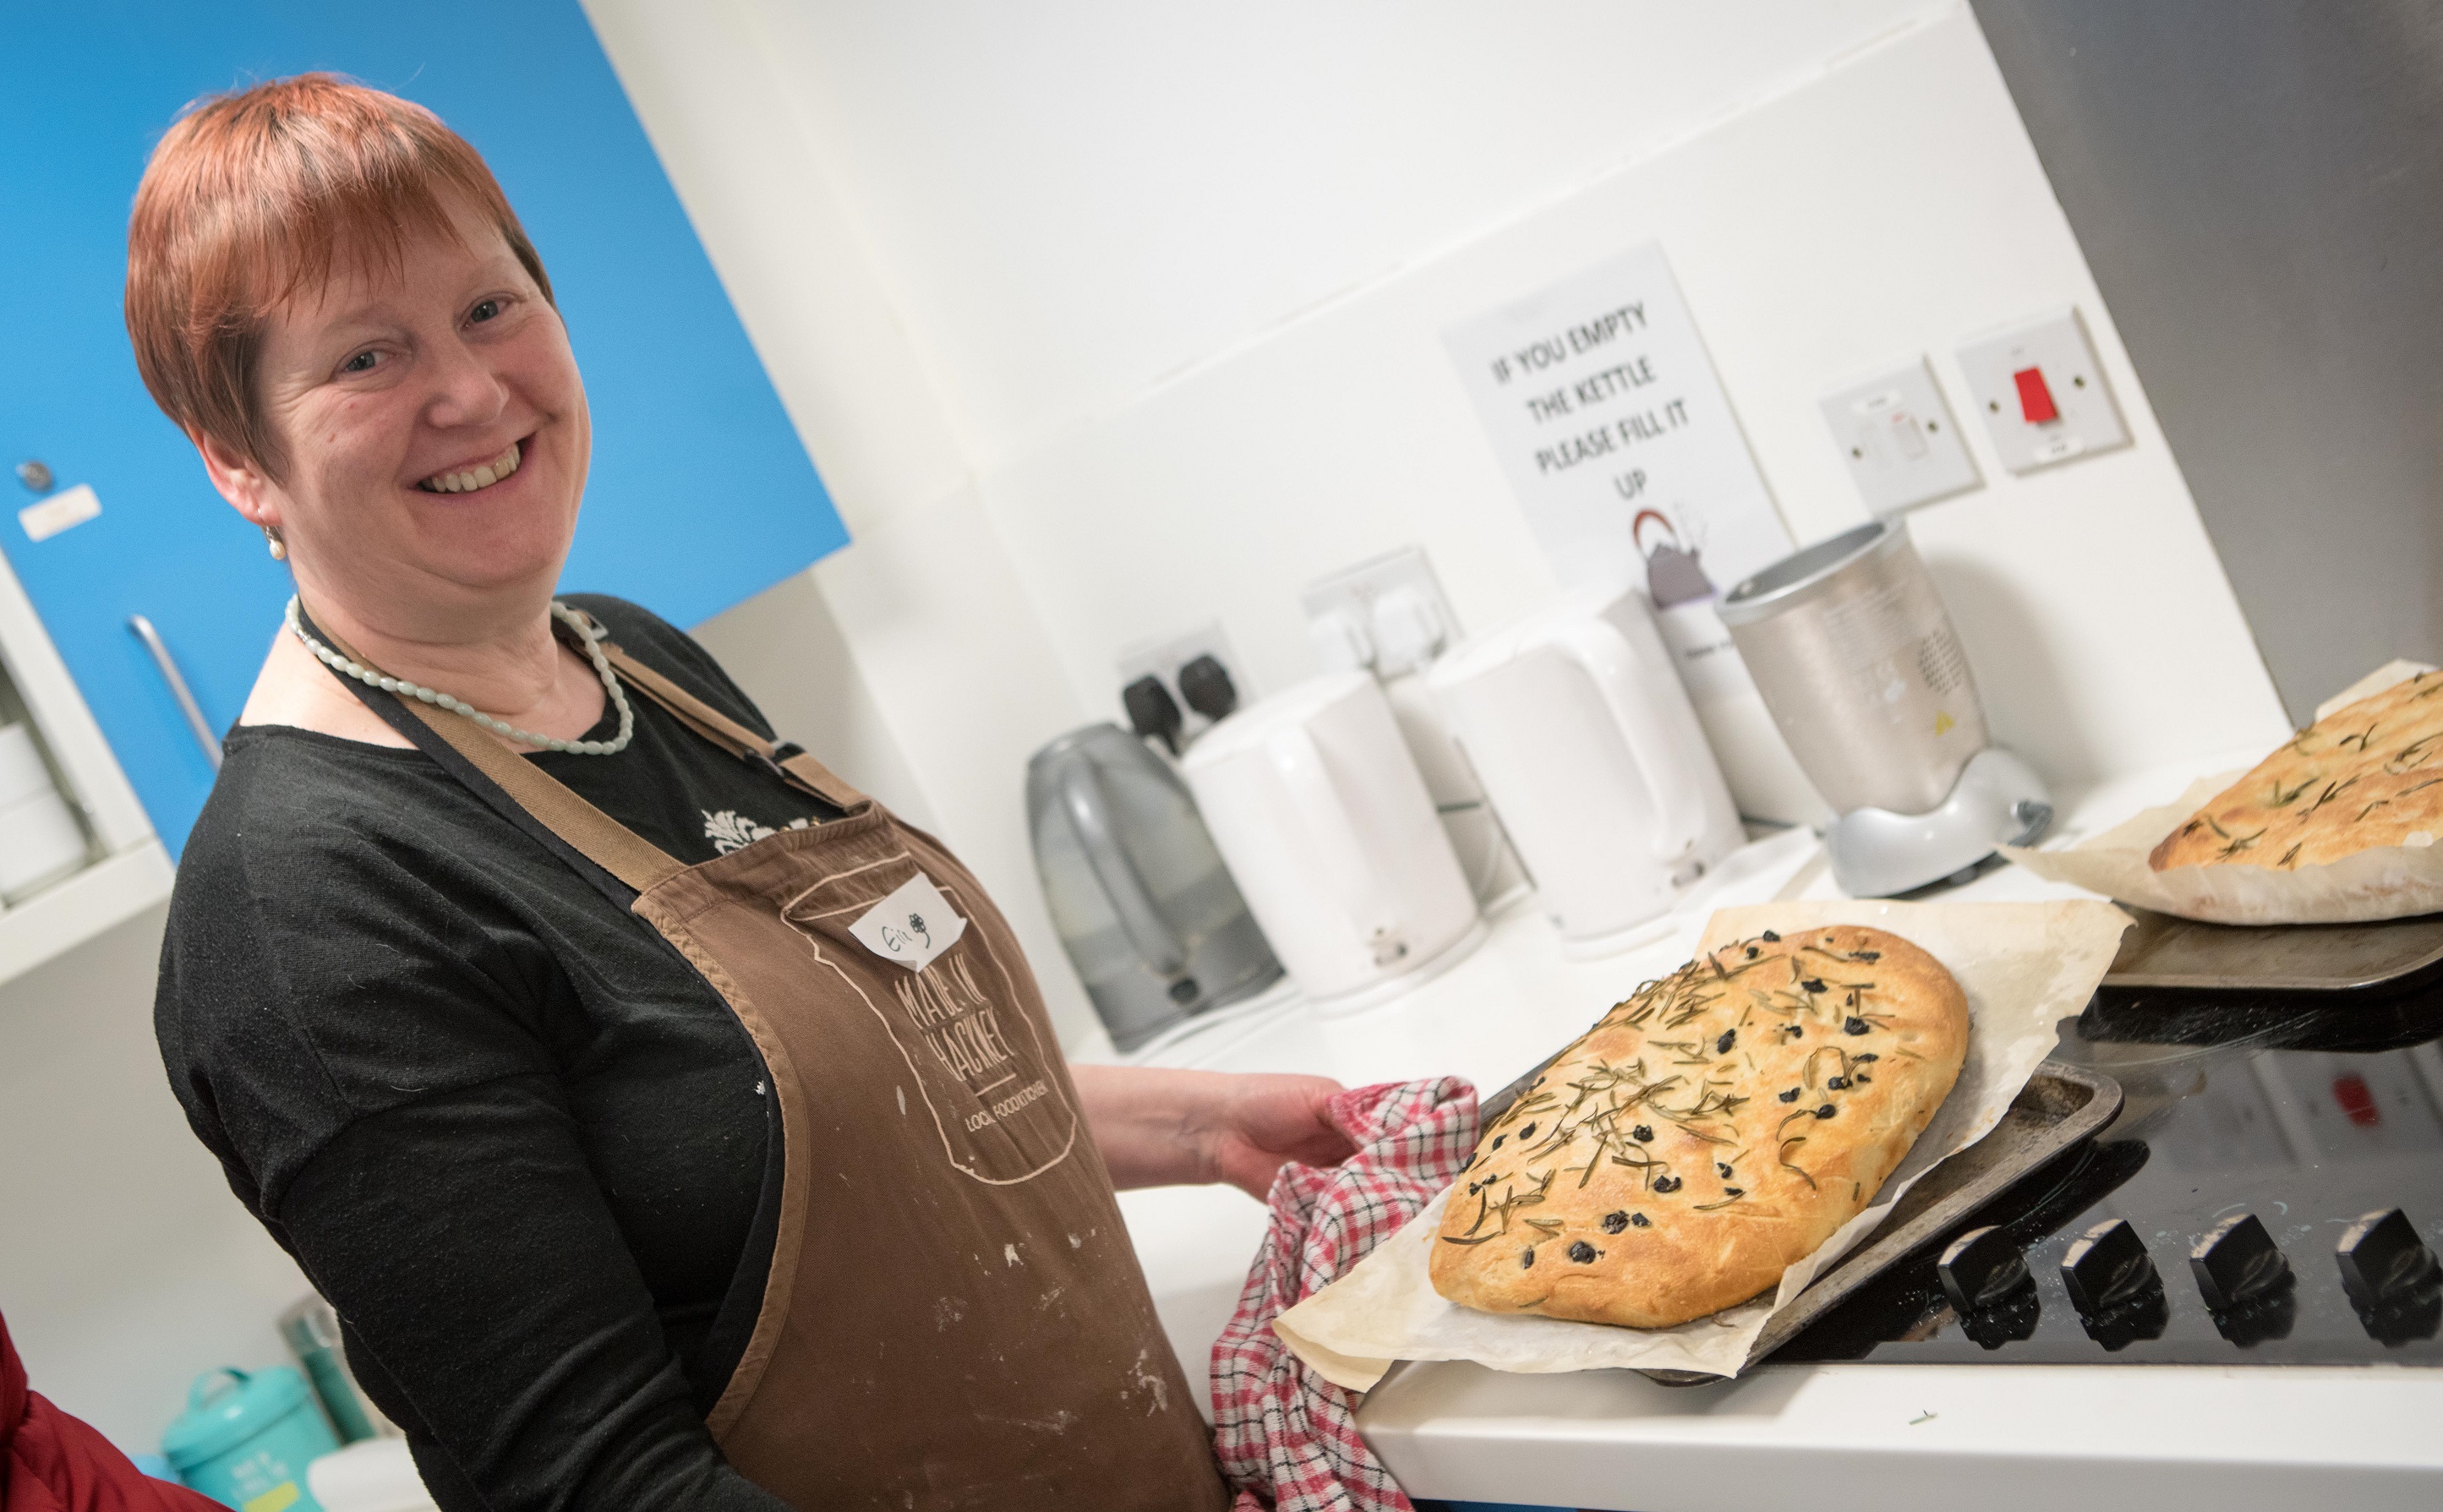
[849,871,969,972]
[19,483,101,543]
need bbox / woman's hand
[1069,1065,1359,1200]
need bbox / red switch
[2013,366,2060,424]
[2333,1073,2380,1127]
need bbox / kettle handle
[1265,723,1403,964]
[1059,761,1189,977]
[1549,615,1706,861]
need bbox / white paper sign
[18,483,101,543]
[1444,245,1792,597]
[849,872,969,972]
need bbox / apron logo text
[964,1078,1050,1133]
[894,952,1021,1090]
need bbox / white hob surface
[1096,752,2443,1510]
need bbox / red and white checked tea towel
[1211,1077,1480,1512]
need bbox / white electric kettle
[1180,671,1482,1006]
[1428,587,1743,953]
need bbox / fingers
[1212,1131,1358,1201]
[1175,1072,1369,1197]
[1240,1074,1342,1135]
[1298,1127,1362,1165]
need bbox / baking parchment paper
[1272,898,2132,1389]
[2001,660,2443,925]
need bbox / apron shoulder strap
[395,695,690,893]
[302,605,866,894]
[592,636,870,813]
[305,610,690,896]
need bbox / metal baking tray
[1476,1058,2123,1384]
[2096,905,2443,1003]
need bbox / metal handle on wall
[128,614,222,771]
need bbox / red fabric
[1,1311,221,1512]
[1211,1078,1479,1512]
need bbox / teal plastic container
[161,1366,338,1512]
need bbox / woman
[139,77,1348,1511]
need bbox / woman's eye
[468,297,501,323]
[342,350,380,374]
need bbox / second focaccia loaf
[2150,669,2443,871]
[1430,925,1967,1329]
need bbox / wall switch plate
[1301,546,1461,679]
[1115,621,1246,745]
[1956,306,2129,473]
[1819,358,1980,515]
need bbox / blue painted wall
[0,1,847,854]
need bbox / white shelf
[0,840,175,982]
[0,538,173,984]
[0,543,153,856]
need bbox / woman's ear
[193,429,283,532]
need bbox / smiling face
[199,197,588,642]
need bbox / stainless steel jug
[1026,723,1282,1050]
[1719,518,2049,896]
[1717,518,1988,816]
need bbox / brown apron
[346,623,1229,1511]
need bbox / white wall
[0,904,312,1449]
[591,0,2289,1062]
[737,0,1953,465]
[972,6,2286,789]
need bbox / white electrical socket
[1819,358,1981,516]
[1300,546,1462,679]
[1956,305,2129,473]
[1114,621,1246,744]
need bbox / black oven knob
[2189,1212,2290,1311]
[2061,1218,2158,1315]
[2336,1209,2439,1313]
[1937,1225,2030,1313]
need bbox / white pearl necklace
[286,596,637,756]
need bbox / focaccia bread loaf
[1429,925,1967,1329]
[2150,669,2443,871]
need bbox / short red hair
[125,74,553,475]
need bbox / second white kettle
[1180,671,1481,1005]
[1428,587,1742,953]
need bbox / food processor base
[1825,747,2052,898]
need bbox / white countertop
[1099,751,2443,1509]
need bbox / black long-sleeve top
[156,597,842,1512]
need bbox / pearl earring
[264,525,287,561]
